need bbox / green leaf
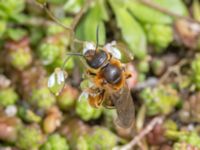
[0,20,6,37]
[6,28,27,41]
[83,19,106,45]
[98,0,109,21]
[64,0,84,14]
[0,0,25,19]
[109,0,147,59]
[127,0,188,24]
[75,0,108,45]
[193,0,200,22]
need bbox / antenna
[62,52,83,70]
[95,24,100,51]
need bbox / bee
[49,25,135,128]
[80,40,135,128]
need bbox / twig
[114,116,164,150]
[69,0,93,50]
[24,17,55,27]
[138,0,200,25]
[70,0,93,30]
[38,1,92,49]
[43,0,92,34]
[158,59,189,84]
[43,4,72,33]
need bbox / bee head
[84,49,108,69]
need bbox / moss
[40,134,69,150]
[0,88,18,107]
[16,126,43,150]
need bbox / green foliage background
[0,0,200,149]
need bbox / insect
[80,39,135,128]
[62,26,135,128]
[43,3,135,128]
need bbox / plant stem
[114,116,164,150]
[70,0,93,30]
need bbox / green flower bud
[40,134,69,150]
[30,87,55,109]
[38,33,70,67]
[18,107,41,123]
[137,59,150,73]
[47,24,65,36]
[173,142,196,150]
[38,43,60,65]
[140,86,180,116]
[151,58,166,76]
[172,132,200,149]
[191,56,200,90]
[165,130,185,141]
[48,68,66,96]
[163,120,178,131]
[76,94,102,121]
[47,18,72,36]
[138,73,146,82]
[186,132,200,148]
[145,24,173,53]
[0,88,18,107]
[9,47,32,70]
[57,85,78,110]
[16,126,43,150]
[76,136,88,150]
[86,127,118,150]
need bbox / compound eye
[85,50,107,69]
[103,64,122,84]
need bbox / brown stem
[70,0,93,30]
[43,4,72,32]
[114,116,164,150]
[40,1,91,49]
[158,58,189,84]
[24,17,55,27]
[69,0,93,50]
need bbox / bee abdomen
[102,64,122,84]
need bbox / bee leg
[84,87,99,108]
[88,90,104,108]
[102,99,115,109]
[125,71,132,79]
[89,95,104,108]
[86,70,96,76]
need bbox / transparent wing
[105,84,135,128]
[115,42,134,62]
[104,41,133,62]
